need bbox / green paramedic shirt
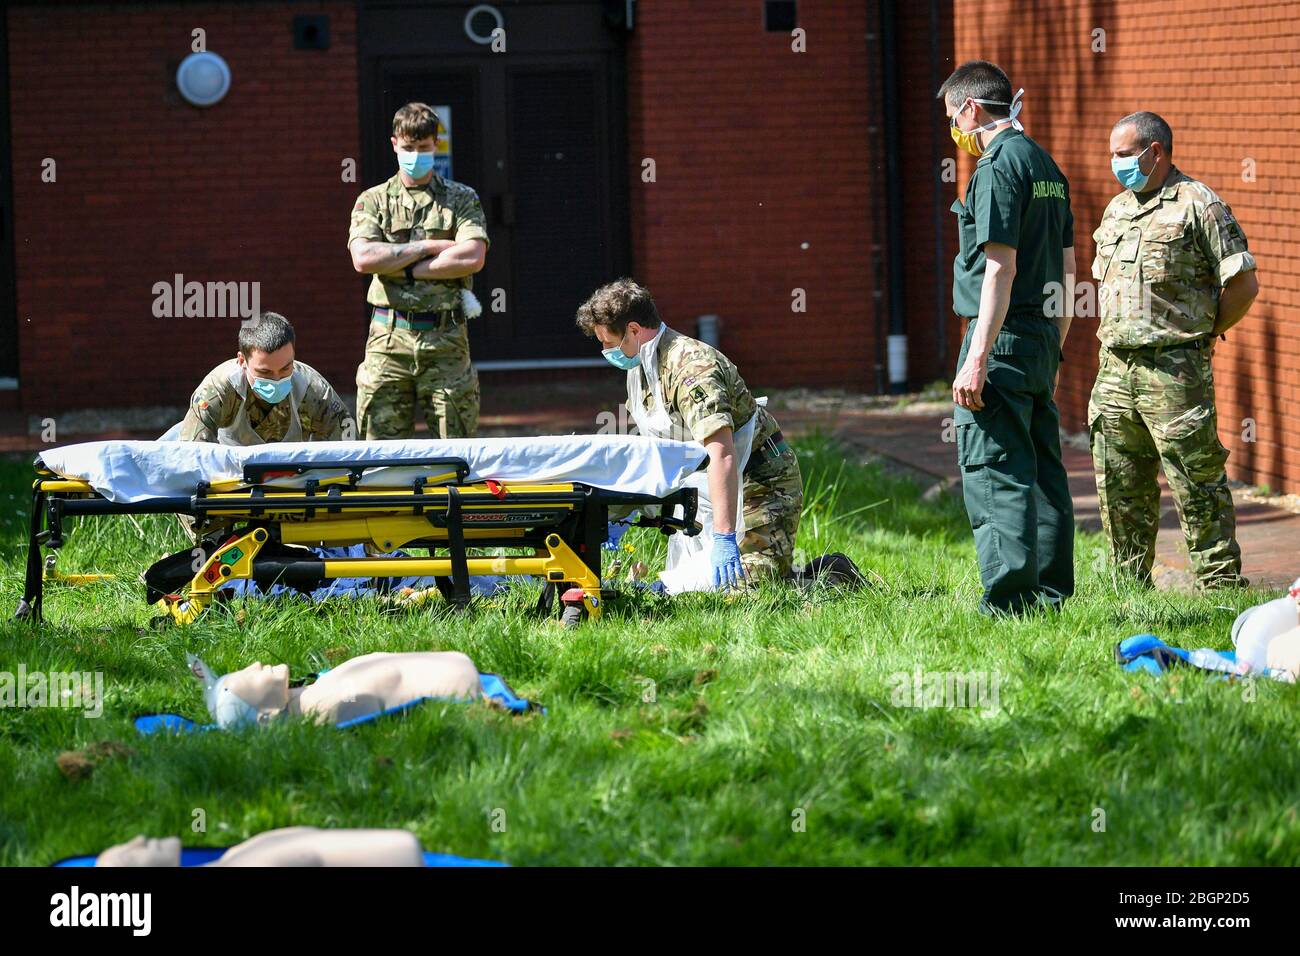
[951,128,1074,320]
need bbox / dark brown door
[362,2,629,364]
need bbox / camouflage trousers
[1088,341,1242,589]
[740,442,804,582]
[355,319,480,439]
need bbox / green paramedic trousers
[954,312,1074,614]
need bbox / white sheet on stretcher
[37,436,708,504]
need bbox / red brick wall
[12,1,1295,494]
[950,0,1299,492]
[627,1,879,390]
[7,1,361,414]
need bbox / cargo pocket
[955,405,1009,579]
[1159,402,1227,484]
[955,406,1009,469]
[354,358,375,433]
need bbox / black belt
[744,430,789,477]
[1106,337,1211,356]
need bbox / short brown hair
[392,103,442,142]
[937,60,1013,117]
[575,279,662,337]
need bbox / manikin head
[96,835,182,867]
[187,655,290,729]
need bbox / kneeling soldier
[576,279,803,589]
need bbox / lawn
[0,434,1295,866]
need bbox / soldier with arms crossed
[348,102,489,439]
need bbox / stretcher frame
[18,454,699,626]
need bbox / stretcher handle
[241,457,470,485]
[589,486,700,537]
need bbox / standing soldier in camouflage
[348,102,489,439]
[941,61,1076,615]
[1090,111,1259,589]
[575,279,802,589]
[171,311,353,445]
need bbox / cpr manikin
[188,650,484,728]
[96,828,424,867]
[1231,577,1300,681]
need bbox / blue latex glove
[710,531,745,590]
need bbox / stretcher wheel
[559,586,590,629]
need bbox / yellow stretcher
[18,455,699,627]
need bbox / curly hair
[575,279,662,337]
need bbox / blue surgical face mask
[1112,143,1154,191]
[250,375,293,404]
[397,149,436,179]
[602,330,641,370]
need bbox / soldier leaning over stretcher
[164,311,353,445]
[161,311,353,541]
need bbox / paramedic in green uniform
[940,61,1075,614]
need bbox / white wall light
[176,51,231,107]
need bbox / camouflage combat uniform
[634,327,803,581]
[348,172,489,439]
[1089,166,1256,588]
[176,358,352,540]
[178,358,353,444]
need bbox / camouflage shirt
[634,328,780,455]
[179,359,353,444]
[347,172,489,312]
[1091,167,1255,348]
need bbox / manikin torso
[218,651,483,727]
[292,650,482,724]
[97,828,424,866]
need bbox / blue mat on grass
[1115,633,1291,681]
[53,848,505,867]
[134,672,536,735]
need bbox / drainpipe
[865,6,885,393]
[880,0,907,393]
[929,0,947,369]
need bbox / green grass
[1,434,1296,866]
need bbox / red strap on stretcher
[485,479,507,500]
